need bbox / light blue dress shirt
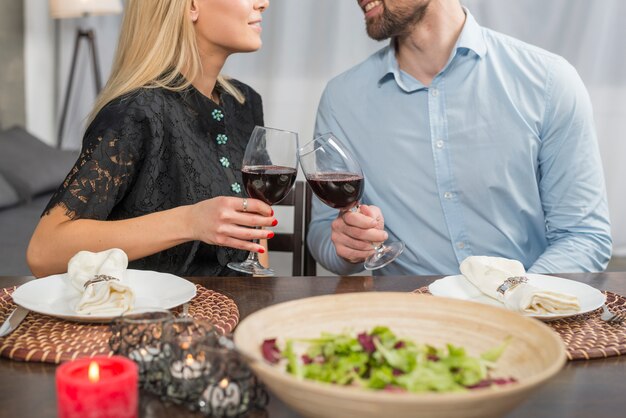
[308,10,611,276]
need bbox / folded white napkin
[67,248,135,316]
[459,256,580,315]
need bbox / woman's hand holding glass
[187,196,275,254]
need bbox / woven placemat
[0,285,239,364]
[413,287,626,361]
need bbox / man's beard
[366,1,430,41]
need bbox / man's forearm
[529,231,612,273]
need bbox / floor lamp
[49,0,123,148]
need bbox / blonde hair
[88,0,244,124]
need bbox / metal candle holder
[192,334,268,417]
[109,312,267,417]
[161,318,219,404]
[109,309,174,395]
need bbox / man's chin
[366,24,390,41]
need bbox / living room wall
[0,1,25,129]
[23,0,119,148]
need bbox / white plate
[428,273,605,320]
[12,269,197,322]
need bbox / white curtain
[39,0,626,256]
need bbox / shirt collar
[378,7,487,89]
[456,8,487,59]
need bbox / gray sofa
[0,127,78,275]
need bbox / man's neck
[395,1,466,86]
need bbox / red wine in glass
[242,165,297,205]
[298,132,404,270]
[228,127,299,276]
[305,172,363,209]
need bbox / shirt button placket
[429,81,469,264]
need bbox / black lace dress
[44,80,263,276]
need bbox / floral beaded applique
[216,134,228,145]
[212,109,224,121]
[209,104,238,195]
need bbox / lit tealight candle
[56,356,138,418]
[170,353,205,379]
[200,376,242,413]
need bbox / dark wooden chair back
[267,181,305,276]
[303,183,317,276]
[267,181,317,276]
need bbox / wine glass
[227,126,299,276]
[298,132,404,270]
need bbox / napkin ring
[84,274,120,289]
[497,276,528,295]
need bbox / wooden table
[0,272,624,418]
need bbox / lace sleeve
[44,100,148,220]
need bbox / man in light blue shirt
[307,0,611,275]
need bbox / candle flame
[88,361,100,383]
[185,354,194,366]
[219,378,229,389]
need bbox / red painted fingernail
[271,219,278,227]
[258,248,265,254]
[270,209,274,216]
[267,232,275,239]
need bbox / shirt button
[457,242,466,249]
[444,192,454,199]
[435,140,444,149]
[431,88,439,97]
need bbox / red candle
[56,356,138,418]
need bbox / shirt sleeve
[529,57,612,273]
[306,86,365,275]
[44,99,147,220]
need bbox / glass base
[227,259,275,277]
[364,241,405,271]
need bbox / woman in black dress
[27,0,275,277]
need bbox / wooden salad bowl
[234,292,566,418]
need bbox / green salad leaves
[261,326,516,393]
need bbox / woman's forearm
[27,205,194,277]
